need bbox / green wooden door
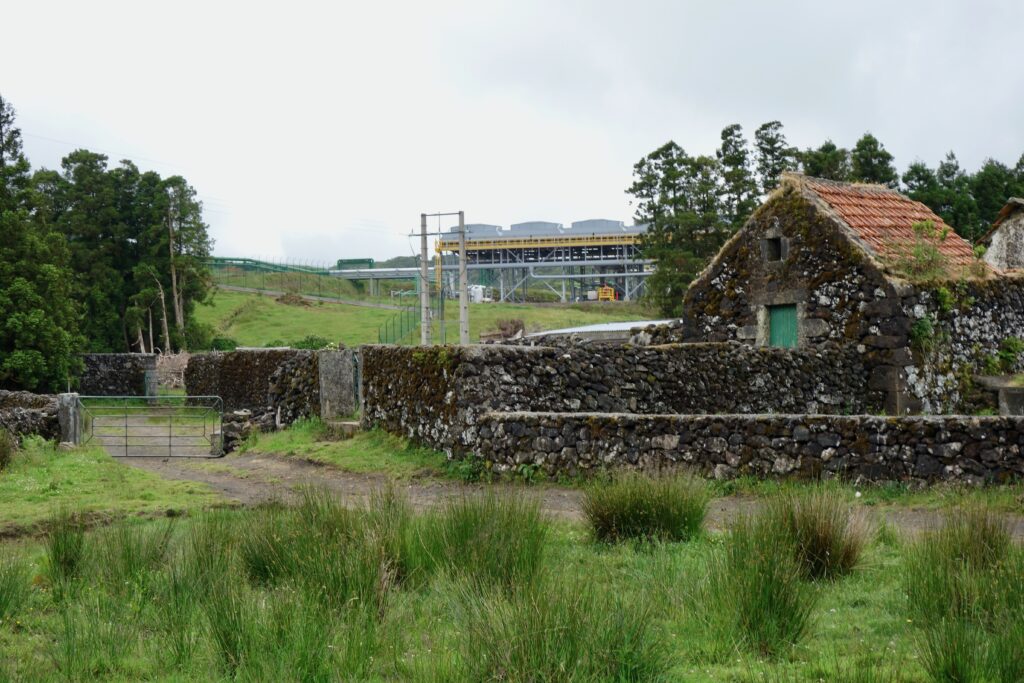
[769,304,798,348]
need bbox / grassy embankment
[2,471,1021,681]
[195,288,655,347]
[0,438,220,536]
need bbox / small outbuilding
[681,173,1023,414]
[978,198,1024,271]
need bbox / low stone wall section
[318,349,359,419]
[0,390,59,441]
[476,412,1024,484]
[79,354,157,396]
[185,350,302,411]
[268,351,320,425]
[360,342,870,454]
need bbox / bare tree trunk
[149,269,171,353]
[137,326,147,354]
[148,308,155,355]
[167,206,185,338]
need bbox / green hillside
[196,289,655,347]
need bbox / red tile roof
[795,176,980,273]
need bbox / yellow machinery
[597,285,617,302]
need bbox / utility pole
[420,213,431,345]
[458,211,469,345]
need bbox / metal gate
[77,396,223,457]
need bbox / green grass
[241,422,451,478]
[0,491,945,682]
[196,288,655,347]
[0,437,221,534]
[711,474,1024,514]
[582,471,711,543]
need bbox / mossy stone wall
[478,411,1024,484]
[360,342,869,454]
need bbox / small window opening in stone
[765,237,783,261]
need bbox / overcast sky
[5,0,1022,262]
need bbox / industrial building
[436,219,651,302]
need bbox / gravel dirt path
[121,452,1024,539]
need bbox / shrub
[0,553,30,624]
[292,334,332,350]
[458,578,671,682]
[763,488,868,580]
[413,493,548,591]
[209,336,238,351]
[582,471,710,543]
[702,515,816,656]
[0,428,15,471]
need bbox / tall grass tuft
[582,471,710,543]
[763,488,868,580]
[903,506,1023,681]
[44,510,86,590]
[701,515,816,657]
[236,487,411,618]
[0,553,30,624]
[95,520,175,593]
[458,578,671,682]
[0,428,15,471]
[413,492,548,591]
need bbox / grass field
[241,422,450,479]
[2,480,1018,681]
[196,288,656,347]
[0,438,220,535]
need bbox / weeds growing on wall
[582,472,710,543]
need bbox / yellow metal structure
[597,285,617,302]
[436,233,640,252]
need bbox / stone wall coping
[485,410,1024,424]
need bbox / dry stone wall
[79,354,157,396]
[0,390,59,441]
[360,342,869,452]
[478,412,1024,484]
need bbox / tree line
[629,121,1024,315]
[0,94,212,392]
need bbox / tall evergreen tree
[628,142,724,316]
[800,140,851,181]
[716,124,758,228]
[902,161,943,213]
[850,133,898,187]
[971,159,1023,239]
[0,95,82,391]
[753,121,797,194]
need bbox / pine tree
[716,124,758,229]
[799,141,850,181]
[753,121,797,194]
[0,94,83,391]
[850,133,898,186]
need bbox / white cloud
[6,0,1023,262]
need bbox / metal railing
[377,305,420,344]
[77,396,223,457]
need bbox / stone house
[979,198,1024,271]
[681,173,1024,414]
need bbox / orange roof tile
[798,176,979,272]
